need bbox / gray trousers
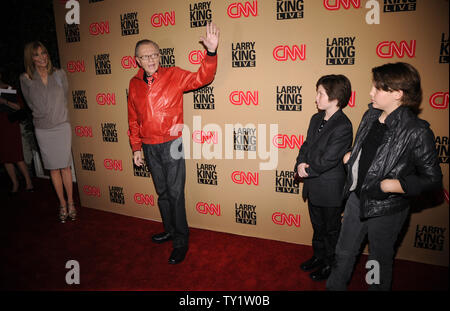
[326,193,409,291]
[142,137,189,248]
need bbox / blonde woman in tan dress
[20,41,76,223]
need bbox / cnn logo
[429,92,449,109]
[272,134,304,149]
[121,56,138,69]
[89,21,109,35]
[189,50,207,65]
[229,91,259,106]
[75,126,92,137]
[83,185,100,197]
[67,60,85,73]
[323,0,360,10]
[192,131,218,144]
[273,45,306,61]
[196,202,221,216]
[272,212,301,227]
[104,159,123,171]
[151,11,175,27]
[376,40,416,58]
[96,93,116,106]
[348,91,356,107]
[134,193,155,206]
[227,1,258,18]
[231,171,259,185]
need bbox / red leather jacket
[127,54,217,151]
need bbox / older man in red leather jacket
[128,23,219,264]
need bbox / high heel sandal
[59,205,68,223]
[68,202,77,221]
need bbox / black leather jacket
[345,104,442,219]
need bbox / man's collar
[142,68,159,83]
[144,70,158,82]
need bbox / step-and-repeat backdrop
[53,0,448,266]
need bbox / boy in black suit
[295,75,353,281]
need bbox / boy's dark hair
[316,74,352,109]
[372,62,422,114]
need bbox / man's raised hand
[200,22,220,53]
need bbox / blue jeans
[142,137,188,248]
[326,192,409,291]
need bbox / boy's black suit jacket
[294,109,353,207]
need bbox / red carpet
[1,177,447,292]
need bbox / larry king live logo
[196,163,218,185]
[109,186,125,204]
[435,136,448,164]
[101,123,118,142]
[190,1,212,27]
[232,41,256,68]
[194,85,215,109]
[414,224,446,251]
[383,0,416,12]
[326,36,356,65]
[276,0,304,20]
[80,153,95,171]
[276,85,302,111]
[160,48,175,68]
[94,53,111,75]
[64,23,80,43]
[133,156,152,178]
[440,33,449,63]
[120,12,139,36]
[234,127,257,151]
[275,170,299,194]
[72,90,87,109]
[235,203,257,225]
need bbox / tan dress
[20,69,72,169]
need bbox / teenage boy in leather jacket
[326,62,443,290]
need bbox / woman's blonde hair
[24,41,54,79]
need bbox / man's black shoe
[152,232,172,244]
[300,256,324,272]
[168,247,188,264]
[309,265,332,281]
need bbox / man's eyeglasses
[137,53,160,61]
